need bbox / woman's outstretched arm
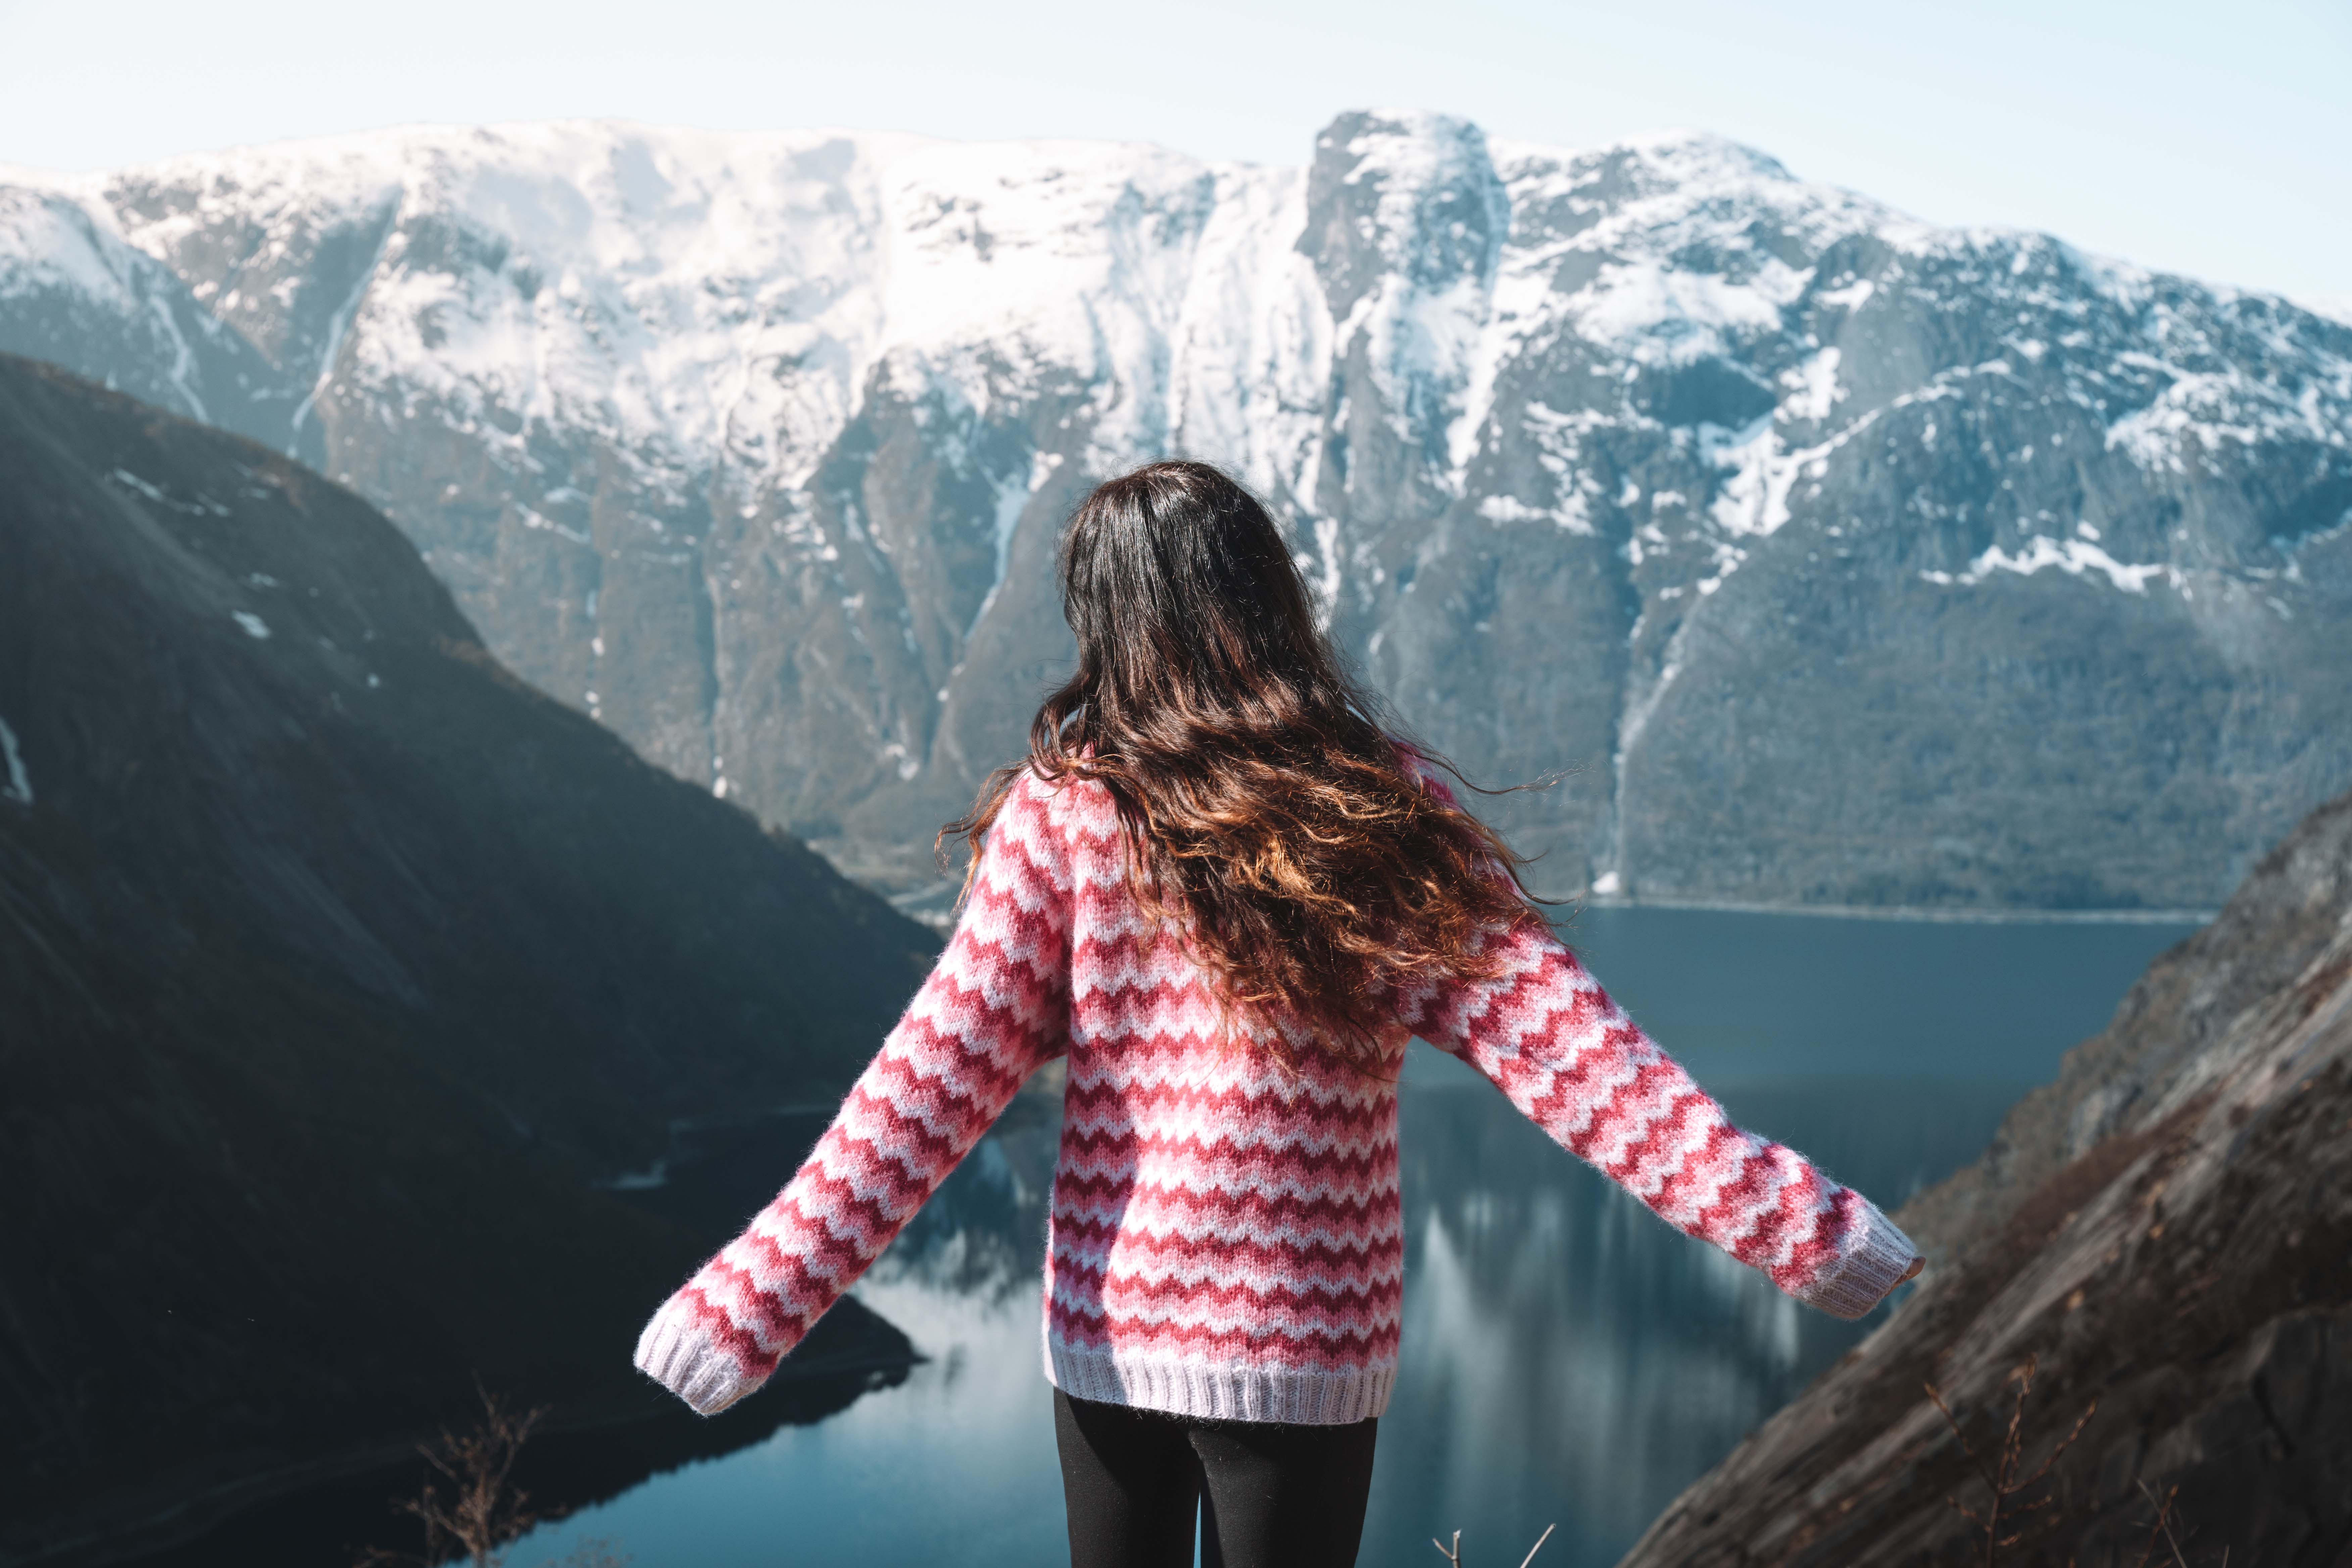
[1403,909,1921,1318]
[634,771,1074,1414]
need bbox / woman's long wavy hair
[941,460,1551,1075]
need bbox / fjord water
[503,908,2199,1568]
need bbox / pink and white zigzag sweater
[634,761,1921,1424]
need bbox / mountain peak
[3,116,2347,917]
[1605,126,1795,180]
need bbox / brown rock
[1616,791,2352,1567]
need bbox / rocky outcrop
[0,357,935,1562]
[1614,789,2352,1567]
[3,115,2348,914]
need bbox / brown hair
[941,461,1550,1074]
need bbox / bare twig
[2127,1482,2169,1568]
[2138,1481,2193,1568]
[1430,1524,1557,1567]
[1926,1354,2098,1568]
[1925,1380,2001,1495]
[353,1380,553,1568]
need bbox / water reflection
[504,1068,2003,1568]
[1363,1074,1998,1565]
[499,910,2198,1568]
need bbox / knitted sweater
[634,761,1921,1424]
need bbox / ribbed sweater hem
[1044,1334,1396,1425]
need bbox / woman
[634,461,1923,1568]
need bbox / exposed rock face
[4,114,2349,911]
[1614,789,2352,1568]
[0,357,933,1560]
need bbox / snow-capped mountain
[5,112,2348,910]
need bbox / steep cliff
[1615,788,2352,1567]
[5,113,2347,913]
[0,356,935,1561]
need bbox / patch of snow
[145,292,208,421]
[1165,162,1327,501]
[289,212,395,447]
[1815,277,1874,311]
[1700,415,1799,538]
[518,506,592,545]
[1778,346,1843,422]
[2104,360,2275,472]
[1309,516,1343,626]
[1702,396,1892,540]
[1476,491,1591,534]
[1569,256,1813,368]
[1920,535,2182,594]
[970,448,1061,635]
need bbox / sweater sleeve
[1393,765,1918,1320]
[1405,920,1918,1318]
[633,770,1073,1414]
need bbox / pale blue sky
[2,0,2345,305]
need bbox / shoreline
[900,887,2220,933]
[1564,895,2215,926]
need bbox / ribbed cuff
[634,1295,762,1416]
[1794,1197,1921,1320]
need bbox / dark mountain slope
[0,355,937,1560]
[1614,788,2352,1567]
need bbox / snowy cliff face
[5,112,2349,908]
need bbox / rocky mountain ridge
[5,112,2348,910]
[1615,784,2352,1566]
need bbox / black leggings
[1053,1388,1379,1568]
